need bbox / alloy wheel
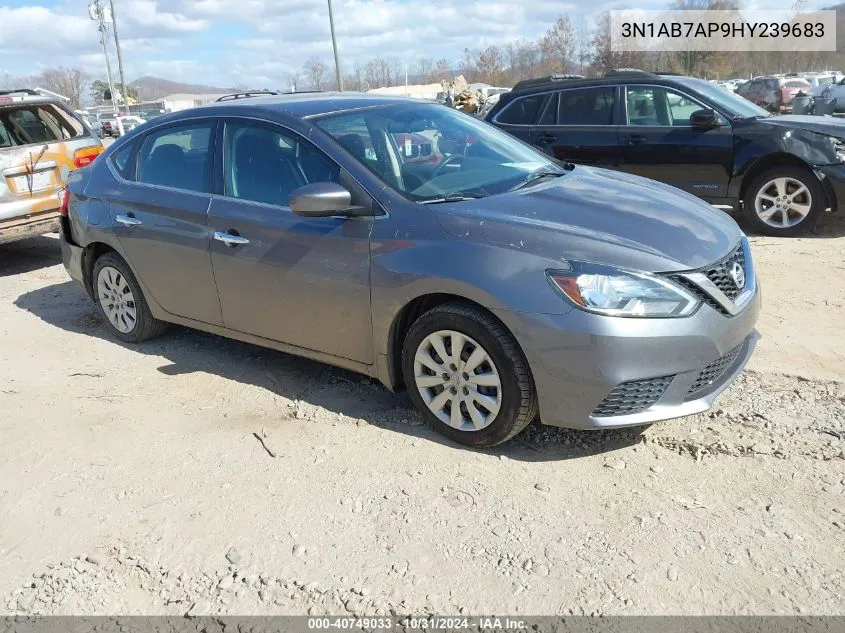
[754,176,813,229]
[413,330,502,431]
[97,266,137,334]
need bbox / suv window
[223,122,340,207]
[625,87,703,127]
[0,103,84,147]
[137,123,212,193]
[557,87,615,125]
[496,94,546,125]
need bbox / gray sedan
[60,93,760,447]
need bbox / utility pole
[109,0,128,111]
[89,0,118,116]
[327,0,343,91]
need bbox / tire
[92,252,167,343]
[401,302,539,448]
[742,166,826,237]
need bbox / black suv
[486,70,845,236]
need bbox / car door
[530,86,621,168]
[616,85,733,199]
[207,119,373,364]
[108,120,223,325]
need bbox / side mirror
[289,182,369,218]
[690,108,719,129]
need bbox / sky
[0,0,834,88]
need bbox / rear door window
[496,94,547,124]
[136,123,213,193]
[557,87,616,125]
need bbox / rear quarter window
[109,139,140,180]
[496,94,547,125]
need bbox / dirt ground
[1,213,844,616]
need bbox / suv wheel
[401,302,538,447]
[743,166,825,236]
[92,252,167,343]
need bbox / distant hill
[130,76,238,101]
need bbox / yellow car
[1,89,103,244]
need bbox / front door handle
[115,214,141,226]
[625,135,647,146]
[213,231,250,246]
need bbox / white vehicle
[113,115,146,137]
[804,73,845,98]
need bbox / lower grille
[592,376,674,418]
[687,344,744,397]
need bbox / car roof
[502,72,707,98]
[189,91,427,119]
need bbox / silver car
[60,94,760,447]
[1,89,103,244]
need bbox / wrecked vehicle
[1,89,103,244]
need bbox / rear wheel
[743,166,826,236]
[401,302,538,447]
[92,252,167,343]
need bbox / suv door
[529,86,621,167]
[207,119,373,364]
[616,85,733,199]
[108,120,223,325]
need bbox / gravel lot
[1,213,844,616]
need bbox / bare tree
[38,68,90,109]
[431,59,453,83]
[477,46,505,84]
[415,57,435,82]
[284,71,301,92]
[302,57,328,90]
[504,40,542,83]
[540,17,576,74]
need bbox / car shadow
[13,279,643,462]
[0,235,63,277]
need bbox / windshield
[671,76,770,119]
[314,102,561,202]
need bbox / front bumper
[816,163,845,212]
[495,287,761,430]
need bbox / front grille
[592,375,674,418]
[687,344,744,398]
[702,245,745,300]
[668,243,746,315]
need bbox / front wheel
[742,166,826,236]
[401,302,538,447]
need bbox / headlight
[548,263,700,318]
[829,137,845,163]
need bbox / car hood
[435,166,743,272]
[757,114,845,137]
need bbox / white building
[160,93,231,112]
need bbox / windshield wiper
[420,193,484,205]
[509,168,567,192]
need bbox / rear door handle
[624,135,647,146]
[213,231,250,246]
[536,132,557,145]
[115,214,141,226]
